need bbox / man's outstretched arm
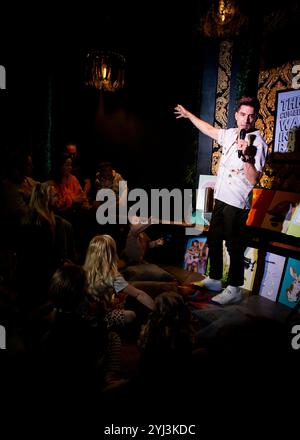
[174,104,219,141]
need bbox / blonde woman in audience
[83,234,154,329]
[27,181,56,233]
[17,182,76,308]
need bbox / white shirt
[214,128,268,209]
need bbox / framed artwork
[183,236,209,275]
[260,190,300,233]
[242,247,259,291]
[259,252,286,302]
[286,203,300,237]
[273,89,300,156]
[277,257,300,308]
[246,188,276,228]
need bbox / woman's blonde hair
[28,182,56,231]
[83,234,119,293]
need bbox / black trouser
[207,199,249,287]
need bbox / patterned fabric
[105,309,126,329]
[88,274,129,330]
[55,174,84,209]
[214,128,268,209]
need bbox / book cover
[246,188,276,227]
[183,236,209,275]
[260,191,300,233]
[259,252,286,301]
[196,175,217,211]
[277,257,300,308]
[242,247,259,291]
[286,203,300,238]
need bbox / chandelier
[201,0,247,39]
[85,50,126,92]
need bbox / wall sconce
[85,50,126,92]
[200,0,247,39]
[215,0,236,25]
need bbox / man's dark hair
[236,96,259,114]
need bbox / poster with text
[273,89,300,153]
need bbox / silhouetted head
[49,263,87,312]
[65,143,77,160]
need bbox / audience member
[138,291,196,370]
[2,150,39,230]
[94,161,127,208]
[19,154,39,201]
[47,182,77,262]
[113,291,201,413]
[31,264,109,401]
[83,234,154,331]
[122,216,164,265]
[1,150,39,288]
[17,182,76,308]
[64,142,91,195]
[49,153,89,213]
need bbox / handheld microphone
[238,129,247,158]
[240,129,247,140]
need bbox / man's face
[66,144,77,160]
[101,165,113,180]
[235,105,257,132]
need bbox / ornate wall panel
[211,40,233,175]
[257,61,299,152]
[257,60,300,191]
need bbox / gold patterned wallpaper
[256,61,299,152]
[211,39,233,175]
[256,60,300,191]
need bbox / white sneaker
[193,276,222,292]
[211,285,242,305]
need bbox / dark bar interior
[1,0,300,434]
